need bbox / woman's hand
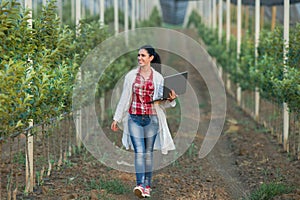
[168,89,177,101]
[111,120,119,132]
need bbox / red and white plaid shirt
[129,69,156,115]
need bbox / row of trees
[188,11,300,114]
[0,0,162,138]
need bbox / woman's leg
[144,115,159,187]
[128,115,146,187]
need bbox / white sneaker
[133,185,144,198]
[143,186,151,198]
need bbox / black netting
[229,0,300,6]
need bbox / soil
[5,29,300,200]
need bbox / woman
[111,45,177,198]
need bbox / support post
[236,0,242,106]
[283,0,290,152]
[25,120,34,193]
[255,0,260,120]
[131,0,136,29]
[212,0,217,29]
[218,0,223,43]
[226,0,231,51]
[114,0,119,35]
[100,0,105,26]
[124,0,128,45]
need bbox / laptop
[147,71,188,103]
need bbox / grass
[85,178,130,195]
[13,151,26,165]
[187,142,197,158]
[244,182,294,200]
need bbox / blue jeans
[128,114,159,187]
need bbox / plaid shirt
[129,69,156,115]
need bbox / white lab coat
[113,67,176,154]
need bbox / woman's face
[138,49,153,67]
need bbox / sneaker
[143,186,151,198]
[133,185,144,198]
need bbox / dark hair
[139,45,161,65]
[139,45,161,73]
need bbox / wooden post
[218,0,223,43]
[255,0,260,120]
[271,6,277,31]
[100,0,105,26]
[283,0,290,152]
[114,0,119,35]
[124,0,128,45]
[212,0,217,29]
[25,0,34,193]
[25,120,34,193]
[76,0,81,28]
[226,0,231,51]
[75,0,82,150]
[237,0,242,106]
[47,128,52,176]
[131,0,136,29]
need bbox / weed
[36,171,44,186]
[85,178,130,195]
[261,167,271,178]
[254,125,270,134]
[63,159,74,168]
[172,151,180,167]
[274,168,284,182]
[187,143,196,158]
[244,182,294,200]
[13,152,26,165]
